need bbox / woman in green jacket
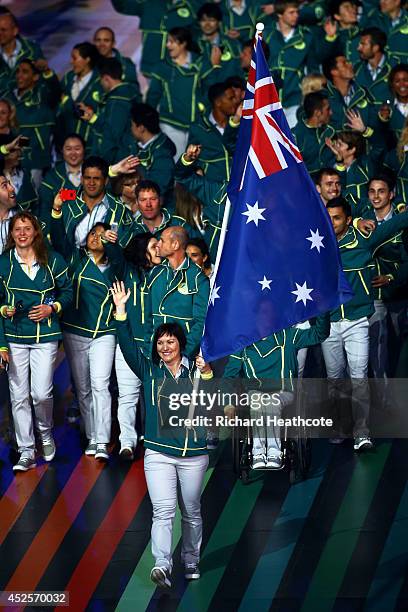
[0,211,73,473]
[50,212,118,461]
[112,280,211,589]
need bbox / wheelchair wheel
[232,425,241,476]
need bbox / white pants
[63,332,115,444]
[321,317,370,437]
[250,391,293,458]
[144,449,209,570]
[369,300,388,379]
[295,320,310,377]
[8,341,58,458]
[115,343,142,449]
[160,122,188,162]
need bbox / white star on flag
[242,201,266,226]
[291,281,314,306]
[258,276,273,290]
[209,284,221,306]
[306,228,325,252]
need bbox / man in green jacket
[292,91,336,176]
[79,58,139,164]
[117,103,176,206]
[354,27,398,107]
[323,197,408,450]
[0,9,45,95]
[188,81,240,182]
[124,180,199,244]
[361,0,408,62]
[93,26,141,90]
[144,226,210,358]
[58,156,133,248]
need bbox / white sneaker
[13,456,36,472]
[252,454,266,469]
[150,566,171,589]
[42,438,56,462]
[266,453,283,468]
[354,436,373,451]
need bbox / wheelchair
[230,388,312,484]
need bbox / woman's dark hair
[168,27,199,54]
[336,130,366,159]
[152,322,187,364]
[5,211,48,266]
[389,63,408,91]
[82,221,110,256]
[123,232,156,273]
[186,237,211,269]
[73,42,100,69]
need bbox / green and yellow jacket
[354,53,398,107]
[197,35,241,95]
[336,156,373,205]
[384,149,408,206]
[361,9,408,62]
[0,248,73,347]
[144,257,210,358]
[39,162,79,229]
[174,156,227,261]
[314,25,360,66]
[356,204,408,302]
[57,69,104,147]
[60,191,134,248]
[116,315,208,457]
[116,132,176,205]
[264,24,315,107]
[7,169,38,214]
[219,0,257,41]
[122,207,200,247]
[188,113,239,182]
[292,119,336,175]
[111,0,201,76]
[146,55,208,131]
[104,241,149,344]
[223,314,330,386]
[112,48,140,90]
[50,214,117,339]
[332,212,408,321]
[0,36,44,95]
[5,83,56,170]
[88,82,138,163]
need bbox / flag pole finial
[256,22,265,33]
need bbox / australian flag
[201,25,353,362]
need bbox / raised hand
[111,280,130,314]
[184,144,202,162]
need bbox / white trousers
[63,332,116,444]
[115,343,142,449]
[144,449,209,570]
[321,317,370,437]
[250,391,293,458]
[160,122,188,162]
[369,300,388,379]
[8,341,58,458]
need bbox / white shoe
[42,438,56,462]
[354,436,373,451]
[252,454,266,469]
[13,456,36,472]
[150,566,171,589]
[266,453,283,468]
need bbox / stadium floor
[0,1,407,610]
[1,354,408,611]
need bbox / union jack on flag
[201,25,352,363]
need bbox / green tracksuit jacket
[0,247,73,346]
